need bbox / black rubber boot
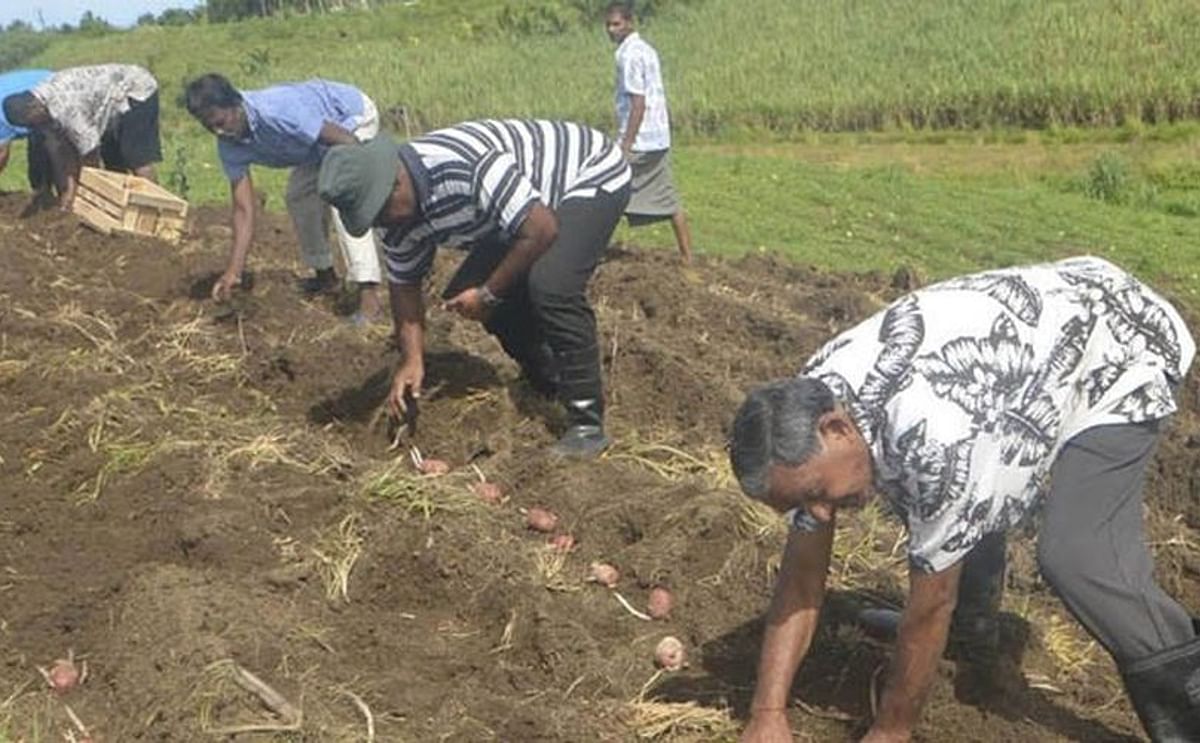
[549,344,609,459]
[552,399,610,459]
[519,341,559,398]
[1121,636,1200,742]
[949,532,1006,663]
[857,532,1006,657]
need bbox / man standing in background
[0,68,53,207]
[606,1,694,264]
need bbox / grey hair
[729,377,835,500]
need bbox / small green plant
[1084,153,1131,204]
[239,47,273,76]
[167,144,191,201]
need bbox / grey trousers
[1037,421,1196,663]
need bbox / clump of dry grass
[532,546,580,593]
[606,432,732,488]
[361,459,481,520]
[46,302,137,373]
[153,313,244,381]
[827,501,907,592]
[1040,613,1099,677]
[624,672,737,740]
[733,495,788,544]
[310,513,365,603]
[81,437,160,502]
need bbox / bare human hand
[442,287,489,322]
[388,360,424,419]
[211,268,242,302]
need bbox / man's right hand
[740,709,793,743]
[211,268,242,302]
[389,360,424,419]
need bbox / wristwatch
[478,285,501,307]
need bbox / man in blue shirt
[0,69,53,203]
[183,74,383,322]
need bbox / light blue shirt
[0,69,52,142]
[217,79,366,181]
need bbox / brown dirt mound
[0,192,1197,742]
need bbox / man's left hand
[860,727,911,743]
[443,287,490,322]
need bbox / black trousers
[443,184,630,403]
[99,92,162,171]
[26,130,52,191]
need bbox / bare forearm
[868,564,962,740]
[486,204,558,297]
[486,236,547,296]
[751,601,822,709]
[873,606,953,733]
[45,134,80,205]
[750,527,833,711]
[227,178,256,274]
[389,283,426,362]
[622,96,646,150]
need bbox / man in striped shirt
[318,120,631,458]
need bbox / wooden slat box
[73,167,189,243]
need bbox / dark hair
[605,2,633,20]
[729,377,836,499]
[183,73,242,118]
[2,92,39,127]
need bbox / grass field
[1,0,1198,292]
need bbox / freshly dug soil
[1,192,1196,742]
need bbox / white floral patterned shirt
[32,64,158,156]
[614,32,671,152]
[792,256,1195,572]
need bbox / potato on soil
[526,507,558,532]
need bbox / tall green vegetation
[3,0,1197,294]
[21,0,1200,137]
[0,25,51,71]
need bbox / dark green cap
[318,133,399,237]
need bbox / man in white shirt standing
[730,256,1198,742]
[606,2,693,263]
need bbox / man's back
[217,79,365,179]
[800,256,1194,572]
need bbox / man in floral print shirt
[2,64,160,209]
[730,256,1197,743]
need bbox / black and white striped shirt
[382,119,631,284]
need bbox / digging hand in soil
[388,360,423,419]
[212,267,243,302]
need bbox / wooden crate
[73,167,189,243]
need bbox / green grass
[1,0,1198,303]
[647,144,1200,295]
[20,0,1200,136]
